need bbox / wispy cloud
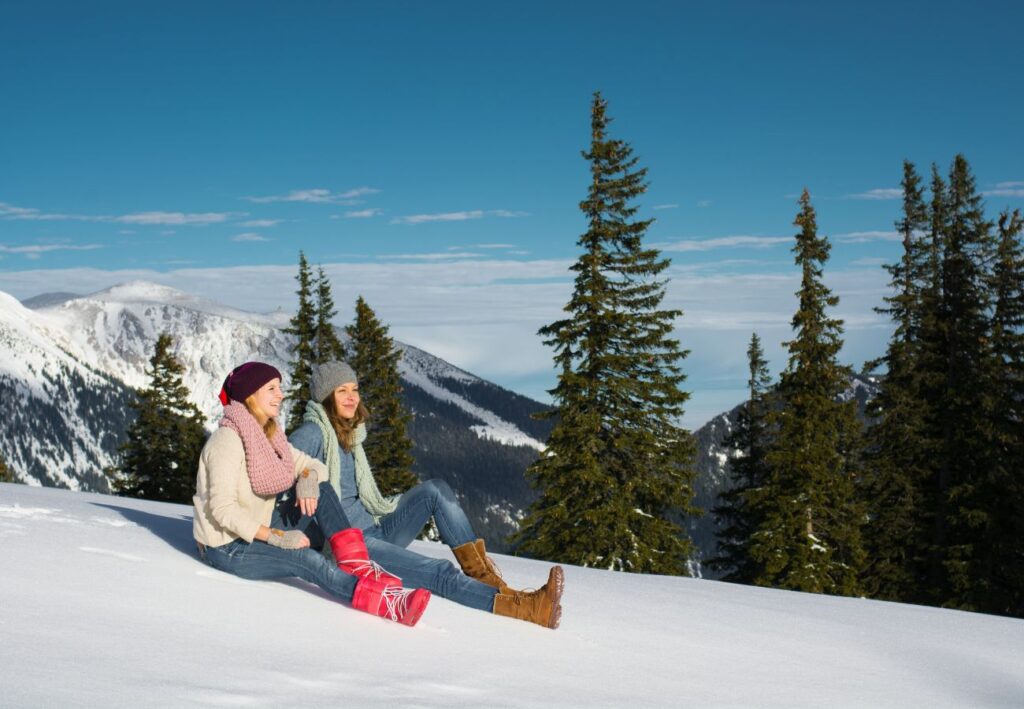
[656,235,792,252]
[473,243,517,249]
[0,242,104,259]
[653,204,679,210]
[846,188,902,200]
[240,219,283,227]
[983,181,1024,198]
[381,252,481,260]
[244,188,379,205]
[117,212,239,225]
[390,209,528,225]
[696,200,712,208]
[0,201,242,225]
[232,233,271,242]
[342,208,383,219]
[834,230,900,243]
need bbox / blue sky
[2,1,1023,426]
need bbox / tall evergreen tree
[314,266,347,364]
[284,251,317,432]
[0,452,14,483]
[706,332,772,582]
[986,208,1024,616]
[514,92,698,575]
[749,190,865,595]
[110,333,207,503]
[861,161,932,601]
[345,296,417,496]
[933,155,996,610]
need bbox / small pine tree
[706,332,772,582]
[284,251,317,432]
[0,452,15,483]
[110,333,207,503]
[345,296,417,496]
[514,92,698,575]
[314,266,347,364]
[749,190,865,595]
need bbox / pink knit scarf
[219,401,295,496]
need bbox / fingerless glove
[266,528,307,549]
[295,467,320,501]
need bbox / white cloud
[846,188,902,200]
[0,243,104,258]
[653,204,679,210]
[116,211,239,225]
[473,244,517,249]
[343,208,383,219]
[381,252,481,260]
[0,201,243,226]
[983,183,1024,197]
[656,235,792,252]
[240,219,283,227]
[834,230,900,243]
[390,209,528,225]
[696,200,712,208]
[996,181,1024,188]
[244,188,379,204]
[232,233,271,242]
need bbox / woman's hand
[265,528,310,549]
[295,468,320,517]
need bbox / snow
[3,483,1022,707]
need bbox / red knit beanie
[219,362,282,405]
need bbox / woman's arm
[204,430,263,542]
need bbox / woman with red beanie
[193,361,431,626]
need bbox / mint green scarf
[303,401,400,523]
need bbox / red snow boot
[351,576,431,627]
[329,528,401,585]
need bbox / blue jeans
[200,482,358,603]
[365,479,498,612]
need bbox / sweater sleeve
[288,422,325,461]
[204,429,263,543]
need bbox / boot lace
[341,558,398,582]
[377,586,414,621]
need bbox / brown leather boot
[492,566,564,629]
[452,539,511,593]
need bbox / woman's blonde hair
[244,394,278,440]
[322,394,369,451]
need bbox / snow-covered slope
[2,483,1021,707]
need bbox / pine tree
[284,251,317,432]
[861,161,933,601]
[982,208,1024,615]
[0,452,15,483]
[933,155,996,610]
[749,190,865,595]
[110,333,207,503]
[345,296,417,496]
[706,332,772,582]
[514,92,698,575]
[314,266,347,364]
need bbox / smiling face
[332,382,360,420]
[249,377,283,423]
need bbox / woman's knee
[422,478,455,503]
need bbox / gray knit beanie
[311,360,358,403]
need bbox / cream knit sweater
[192,427,329,547]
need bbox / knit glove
[295,468,319,501]
[266,528,307,549]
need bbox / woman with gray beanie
[193,361,431,626]
[289,360,564,629]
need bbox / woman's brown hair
[322,394,369,451]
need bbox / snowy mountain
[0,282,551,550]
[4,482,1022,707]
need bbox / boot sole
[400,590,431,627]
[544,566,565,629]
